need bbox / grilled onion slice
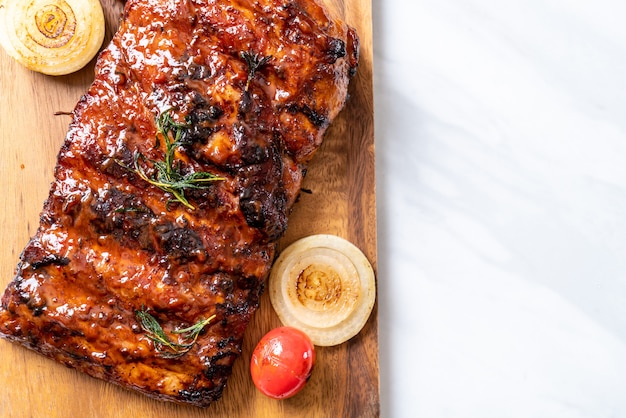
[269,234,376,346]
[0,0,105,75]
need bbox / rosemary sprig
[135,307,189,355]
[127,110,225,210]
[240,50,272,92]
[172,315,216,337]
[135,306,217,358]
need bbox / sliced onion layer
[0,0,105,75]
[269,234,376,346]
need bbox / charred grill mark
[91,190,208,261]
[42,320,85,340]
[203,274,235,297]
[239,183,288,241]
[238,140,288,241]
[154,224,206,262]
[324,37,347,63]
[102,141,136,180]
[207,123,272,171]
[12,275,47,316]
[189,63,211,80]
[29,304,46,317]
[175,62,212,81]
[181,103,223,146]
[234,124,270,166]
[184,184,223,210]
[216,298,256,324]
[236,275,260,290]
[30,255,71,269]
[90,188,157,251]
[286,103,329,128]
[179,387,223,406]
[241,142,269,165]
[203,350,238,381]
[65,350,91,363]
[216,335,236,350]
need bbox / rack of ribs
[0,0,358,407]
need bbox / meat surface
[0,0,358,407]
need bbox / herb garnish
[240,51,272,92]
[124,110,224,210]
[135,306,217,358]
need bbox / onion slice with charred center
[269,234,376,346]
[0,0,105,75]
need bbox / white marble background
[373,0,626,416]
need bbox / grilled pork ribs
[0,0,358,407]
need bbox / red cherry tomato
[250,326,316,399]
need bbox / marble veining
[373,0,626,416]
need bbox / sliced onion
[0,0,105,75]
[269,234,376,346]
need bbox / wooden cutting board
[0,0,377,416]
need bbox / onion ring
[0,0,105,75]
[269,234,376,346]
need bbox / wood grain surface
[0,0,377,416]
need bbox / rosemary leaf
[121,109,225,210]
[135,307,189,354]
[172,314,217,338]
[240,51,272,92]
[134,307,217,358]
